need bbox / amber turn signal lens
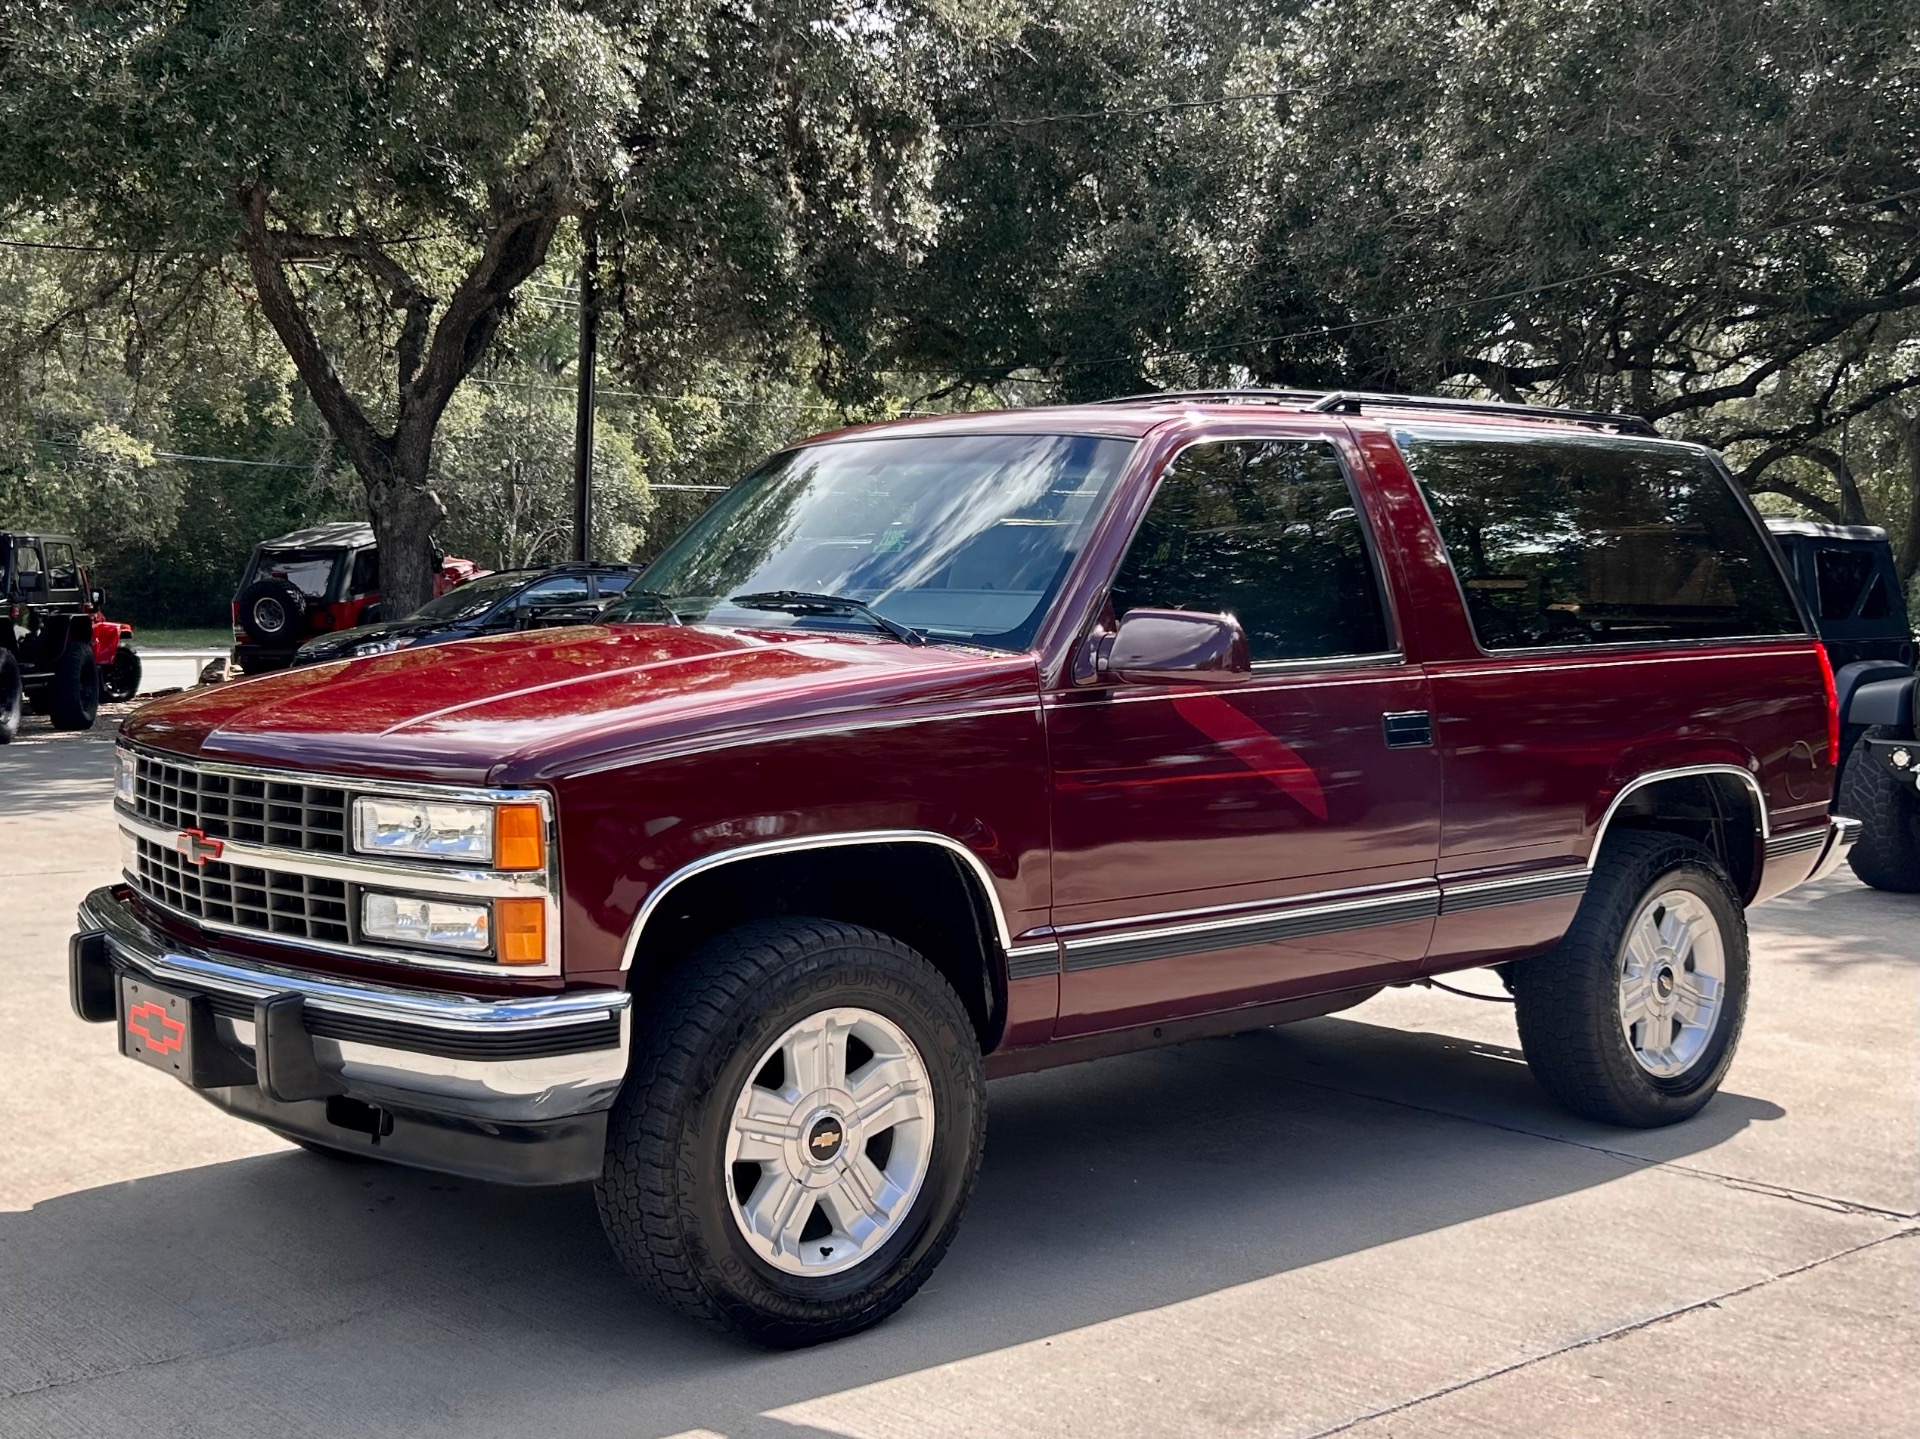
[495,803,546,871]
[494,897,547,965]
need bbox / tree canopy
[3,0,1918,618]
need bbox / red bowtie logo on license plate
[126,1001,185,1055]
[173,828,223,866]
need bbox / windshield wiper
[728,590,924,646]
[610,587,683,626]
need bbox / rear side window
[1814,547,1894,622]
[1399,433,1804,650]
[1109,439,1392,662]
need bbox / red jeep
[231,523,482,673]
[73,390,1854,1346]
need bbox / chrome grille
[132,836,352,945]
[132,751,348,854]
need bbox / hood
[124,624,1038,784]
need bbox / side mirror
[1097,608,1251,686]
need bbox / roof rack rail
[1089,388,1330,407]
[1307,390,1658,437]
[1090,386,1659,437]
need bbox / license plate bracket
[119,976,255,1088]
[120,976,195,1080]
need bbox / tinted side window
[595,573,636,598]
[1108,440,1392,662]
[350,549,380,595]
[1814,547,1893,622]
[519,575,591,609]
[1400,435,1803,649]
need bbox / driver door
[1045,436,1441,1036]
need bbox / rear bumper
[72,885,629,1185]
[1807,815,1862,884]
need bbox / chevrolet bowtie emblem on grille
[173,828,224,866]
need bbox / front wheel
[46,642,100,730]
[596,919,985,1347]
[1514,832,1748,1127]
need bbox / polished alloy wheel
[723,1006,934,1277]
[1618,888,1726,1078]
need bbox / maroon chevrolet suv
[71,389,1856,1346]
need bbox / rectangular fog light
[361,892,492,954]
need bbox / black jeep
[1766,519,1919,891]
[0,531,102,742]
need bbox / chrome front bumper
[74,885,629,1125]
[1807,815,1862,884]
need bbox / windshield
[603,433,1135,649]
[405,570,527,622]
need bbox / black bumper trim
[209,1085,609,1186]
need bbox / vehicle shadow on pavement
[1745,874,1920,971]
[0,728,116,816]
[0,1014,1779,1439]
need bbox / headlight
[350,639,401,657]
[114,748,137,803]
[360,892,548,964]
[361,893,491,952]
[351,796,547,870]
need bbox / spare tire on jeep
[47,641,99,731]
[238,578,309,646]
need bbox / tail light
[1814,642,1840,767]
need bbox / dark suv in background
[1,531,102,740]
[1767,519,1920,891]
[291,563,643,666]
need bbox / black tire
[46,642,100,731]
[1513,831,1748,1127]
[100,646,142,703]
[1839,727,1920,893]
[237,578,308,646]
[0,650,20,743]
[596,918,986,1347]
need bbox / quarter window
[1399,434,1804,650]
[1108,440,1392,662]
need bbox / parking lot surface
[2,719,1914,1438]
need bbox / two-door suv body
[72,390,1858,1344]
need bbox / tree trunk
[368,467,448,618]
[1897,408,1920,589]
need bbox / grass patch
[133,627,233,650]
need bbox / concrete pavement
[1,722,1913,1438]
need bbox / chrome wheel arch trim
[619,829,1015,971]
[1588,763,1771,866]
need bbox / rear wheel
[0,651,21,743]
[100,646,142,702]
[46,642,99,730]
[596,918,985,1347]
[1514,832,1748,1127]
[1840,727,1920,893]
